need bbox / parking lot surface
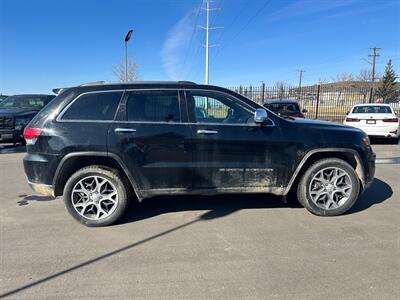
[0,144,399,299]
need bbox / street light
[124,29,133,82]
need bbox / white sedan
[344,104,399,143]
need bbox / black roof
[10,94,55,97]
[53,81,198,94]
[264,98,300,104]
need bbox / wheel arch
[285,148,365,195]
[53,152,142,200]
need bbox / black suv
[0,94,55,145]
[23,82,375,226]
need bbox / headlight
[15,116,33,130]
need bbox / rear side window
[61,92,122,121]
[127,90,180,122]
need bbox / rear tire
[63,166,129,226]
[297,158,360,216]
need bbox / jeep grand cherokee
[23,81,375,226]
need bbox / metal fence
[227,84,400,123]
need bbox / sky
[0,0,399,94]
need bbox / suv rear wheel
[63,166,129,226]
[297,158,360,216]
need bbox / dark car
[0,94,55,145]
[0,95,9,102]
[23,81,375,226]
[263,99,307,118]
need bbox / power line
[213,0,248,58]
[215,0,272,58]
[180,0,203,79]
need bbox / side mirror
[254,108,268,124]
[302,108,308,113]
[346,111,349,115]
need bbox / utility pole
[200,0,222,84]
[297,69,305,100]
[124,29,133,82]
[368,47,381,102]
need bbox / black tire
[391,137,399,144]
[297,158,360,216]
[63,166,129,226]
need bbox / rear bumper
[344,123,399,138]
[0,129,24,143]
[28,181,55,197]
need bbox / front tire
[63,166,129,226]
[297,158,360,216]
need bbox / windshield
[352,106,392,114]
[0,96,47,109]
[265,103,300,113]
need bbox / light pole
[124,29,133,82]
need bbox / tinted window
[127,91,180,122]
[265,102,300,113]
[189,91,253,124]
[352,106,393,114]
[0,96,48,109]
[62,92,122,120]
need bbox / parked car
[0,95,9,102]
[263,99,307,118]
[344,104,399,144]
[0,94,55,145]
[23,81,375,226]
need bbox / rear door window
[61,92,122,121]
[126,90,181,122]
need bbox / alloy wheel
[308,167,353,210]
[71,176,118,220]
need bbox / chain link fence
[227,84,400,123]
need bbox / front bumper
[0,129,24,143]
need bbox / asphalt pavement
[0,144,399,299]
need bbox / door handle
[197,129,218,135]
[114,128,137,134]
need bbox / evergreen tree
[375,59,399,103]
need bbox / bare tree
[357,69,373,82]
[274,81,287,99]
[334,73,355,82]
[318,78,330,85]
[113,57,139,82]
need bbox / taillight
[382,118,399,123]
[345,118,360,122]
[23,127,43,145]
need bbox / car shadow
[346,178,393,214]
[118,192,301,225]
[17,194,56,206]
[118,178,392,224]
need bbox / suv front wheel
[63,166,129,226]
[297,158,360,216]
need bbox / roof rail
[79,81,107,87]
[177,81,196,84]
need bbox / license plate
[366,120,376,124]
